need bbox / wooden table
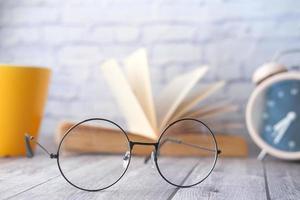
[0,151,299,200]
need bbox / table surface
[0,149,300,200]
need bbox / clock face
[251,79,300,152]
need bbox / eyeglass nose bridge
[129,141,159,164]
[129,141,159,150]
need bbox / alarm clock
[246,49,300,160]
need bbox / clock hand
[272,117,288,136]
[258,111,296,161]
[273,111,296,144]
[273,126,288,144]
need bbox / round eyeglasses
[25,118,221,192]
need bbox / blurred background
[0,0,299,138]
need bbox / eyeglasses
[25,118,221,192]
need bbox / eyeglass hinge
[217,150,222,154]
[129,141,134,149]
[50,153,58,159]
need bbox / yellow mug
[0,65,51,157]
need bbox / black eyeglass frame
[25,117,221,192]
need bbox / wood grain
[264,160,300,200]
[5,157,177,200]
[171,158,267,200]
[0,156,299,200]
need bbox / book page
[100,59,157,140]
[123,48,157,132]
[184,101,238,119]
[156,67,208,130]
[167,81,225,123]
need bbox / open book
[100,48,237,139]
[56,48,247,157]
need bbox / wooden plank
[171,158,267,200]
[8,156,201,200]
[0,156,54,199]
[5,156,146,200]
[5,156,299,200]
[77,157,179,200]
[265,160,300,200]
[0,154,115,199]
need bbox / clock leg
[257,149,267,160]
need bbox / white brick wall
[0,0,299,136]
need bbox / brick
[0,49,13,62]
[58,66,91,84]
[48,82,79,101]
[142,24,196,42]
[0,7,59,25]
[196,18,299,43]
[45,100,71,118]
[236,20,300,39]
[226,82,254,102]
[157,0,205,6]
[115,26,140,43]
[242,39,300,78]
[68,100,119,120]
[151,5,213,23]
[57,45,101,66]
[0,28,41,47]
[152,43,202,65]
[62,5,153,24]
[88,26,139,43]
[4,45,56,67]
[202,1,300,22]
[66,0,151,6]
[204,39,256,80]
[61,0,109,6]
[269,20,300,38]
[195,23,218,42]
[255,0,300,16]
[195,22,252,42]
[76,74,112,102]
[42,26,87,45]
[0,0,61,7]
[98,45,139,60]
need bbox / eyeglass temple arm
[167,138,221,153]
[144,138,221,164]
[24,133,57,159]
